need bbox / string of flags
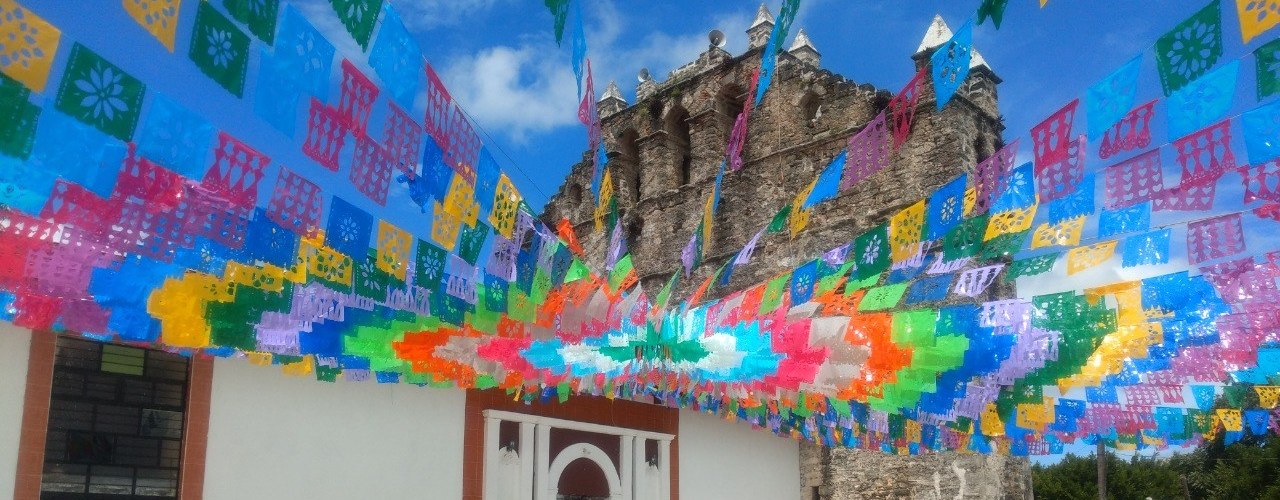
[0,0,1279,457]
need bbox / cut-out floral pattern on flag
[189,1,249,97]
[55,44,145,142]
[275,5,334,99]
[1156,0,1224,95]
[367,5,421,110]
[137,93,214,178]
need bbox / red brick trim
[13,331,54,500]
[11,334,215,500]
[462,389,680,500]
[179,355,214,500]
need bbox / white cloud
[440,0,755,143]
[441,45,581,143]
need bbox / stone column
[534,424,552,500]
[620,435,634,500]
[483,416,502,500]
[657,439,672,500]
[519,421,536,500]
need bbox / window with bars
[40,336,190,499]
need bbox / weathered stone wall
[801,442,1033,500]
[542,23,1028,500]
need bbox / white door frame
[482,409,674,500]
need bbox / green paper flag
[609,254,634,291]
[858,283,908,311]
[190,2,250,97]
[1256,38,1280,100]
[1154,0,1222,96]
[759,272,791,314]
[977,0,1010,29]
[224,0,280,44]
[557,381,571,403]
[55,43,145,141]
[0,73,39,159]
[979,229,1030,261]
[767,205,792,233]
[565,258,590,283]
[654,272,679,312]
[545,0,571,45]
[1005,253,1058,282]
[943,215,989,261]
[330,0,383,49]
[853,224,890,280]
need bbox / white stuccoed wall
[203,358,466,500]
[0,323,32,498]
[678,410,801,500]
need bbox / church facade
[543,8,1032,499]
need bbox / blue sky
[22,0,1215,211]
[329,0,1207,210]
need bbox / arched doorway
[548,443,622,500]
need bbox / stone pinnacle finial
[750,3,775,29]
[598,80,628,117]
[747,3,775,50]
[787,28,820,66]
[913,14,991,70]
[915,14,953,55]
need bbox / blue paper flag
[137,93,214,178]
[1087,55,1143,139]
[1047,173,1095,224]
[1166,60,1238,140]
[1191,385,1216,410]
[1241,98,1280,164]
[1121,228,1171,267]
[790,260,818,304]
[1097,202,1151,238]
[931,20,973,110]
[368,5,424,110]
[0,156,56,215]
[904,274,953,305]
[30,110,126,198]
[241,209,300,267]
[991,162,1036,212]
[325,196,374,258]
[275,5,336,100]
[254,49,302,137]
[804,150,846,208]
[927,174,967,240]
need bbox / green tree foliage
[1033,435,1280,500]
